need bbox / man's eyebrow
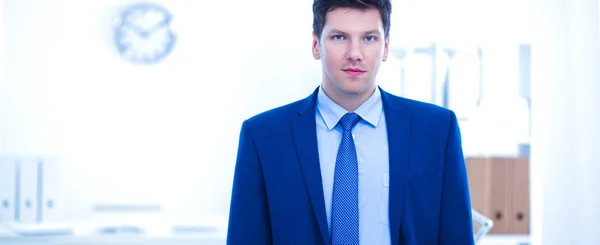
[364,29,382,35]
[327,29,382,35]
[328,28,347,35]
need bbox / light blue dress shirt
[316,86,391,245]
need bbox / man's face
[312,7,389,98]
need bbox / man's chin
[340,84,373,95]
[341,89,364,95]
[323,80,373,96]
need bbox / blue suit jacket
[227,87,474,245]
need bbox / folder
[489,158,511,233]
[465,157,490,216]
[40,158,61,222]
[0,158,17,223]
[17,158,39,223]
[509,157,530,234]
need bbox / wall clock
[114,2,176,64]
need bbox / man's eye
[364,36,376,42]
[332,35,345,40]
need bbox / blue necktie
[330,112,361,245]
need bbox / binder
[465,157,490,217]
[17,159,39,223]
[40,158,61,222]
[489,158,511,234]
[0,158,17,223]
[509,157,530,234]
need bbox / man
[227,0,475,244]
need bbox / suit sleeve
[438,111,475,245]
[227,120,272,245]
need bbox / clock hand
[123,23,148,37]
[147,21,169,34]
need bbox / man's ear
[382,35,390,62]
[312,31,321,60]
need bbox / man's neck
[322,84,376,112]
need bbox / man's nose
[346,40,363,61]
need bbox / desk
[0,235,226,245]
[0,227,529,245]
[479,234,530,245]
[0,226,227,245]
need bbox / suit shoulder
[387,93,456,121]
[385,94,459,147]
[243,98,305,130]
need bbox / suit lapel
[292,88,329,245]
[380,88,411,245]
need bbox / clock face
[115,3,176,64]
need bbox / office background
[1,0,599,244]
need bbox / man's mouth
[342,68,366,76]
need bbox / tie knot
[338,112,361,132]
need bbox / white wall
[1,0,4,155]
[530,0,600,244]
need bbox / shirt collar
[316,86,383,130]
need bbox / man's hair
[312,0,392,40]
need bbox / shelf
[479,234,530,245]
